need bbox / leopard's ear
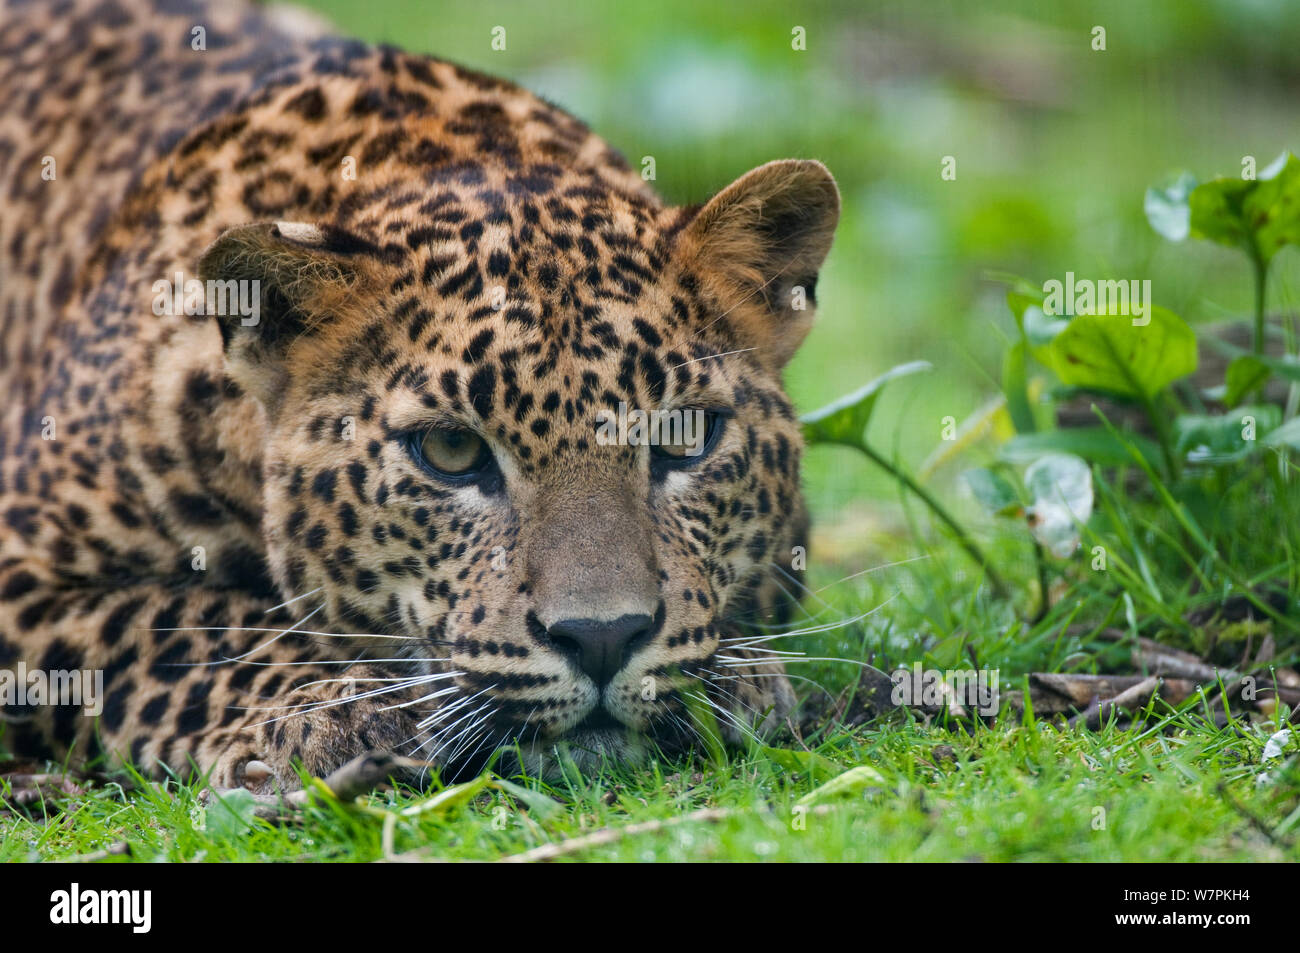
[197,221,362,414]
[681,159,840,369]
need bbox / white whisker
[262,587,324,614]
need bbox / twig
[65,841,132,863]
[1068,675,1161,730]
[497,807,735,863]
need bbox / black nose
[547,613,653,687]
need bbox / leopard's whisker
[455,723,503,772]
[683,689,758,746]
[262,587,324,614]
[695,673,761,719]
[213,656,452,668]
[721,598,894,647]
[237,672,453,721]
[415,686,495,734]
[669,346,759,369]
[720,610,872,644]
[282,671,460,696]
[722,655,881,669]
[421,701,496,764]
[811,553,933,593]
[152,625,426,642]
[705,667,836,700]
[378,685,461,712]
[172,603,325,665]
[288,672,461,685]
[768,561,833,609]
[715,647,804,659]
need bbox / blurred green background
[301,0,1300,562]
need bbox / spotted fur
[0,0,839,788]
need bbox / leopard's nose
[547,614,653,687]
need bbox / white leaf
[1023,453,1094,558]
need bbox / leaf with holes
[1179,152,1300,264]
[1049,305,1196,399]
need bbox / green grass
[4,705,1296,862]
[6,0,1300,862]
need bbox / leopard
[0,0,840,793]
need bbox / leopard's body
[0,0,838,789]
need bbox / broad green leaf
[1144,171,1197,241]
[796,764,887,807]
[1184,152,1300,264]
[962,468,1021,516]
[203,788,263,836]
[761,746,843,783]
[1223,355,1271,407]
[800,361,932,448]
[1244,152,1300,263]
[399,774,491,817]
[1049,305,1196,398]
[1024,453,1093,557]
[490,778,562,818]
[1000,427,1162,468]
[1174,405,1281,465]
[1189,176,1253,250]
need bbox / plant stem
[853,441,1012,601]
[1031,540,1051,623]
[1139,390,1180,481]
[1251,250,1268,355]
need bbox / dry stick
[1068,676,1162,730]
[1096,629,1300,707]
[64,842,132,863]
[496,807,736,863]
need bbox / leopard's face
[201,159,839,774]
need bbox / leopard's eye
[409,428,491,479]
[650,411,723,467]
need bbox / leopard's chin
[507,729,652,781]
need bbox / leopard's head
[200,158,839,776]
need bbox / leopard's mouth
[511,727,654,780]
[574,706,623,731]
[459,699,697,781]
